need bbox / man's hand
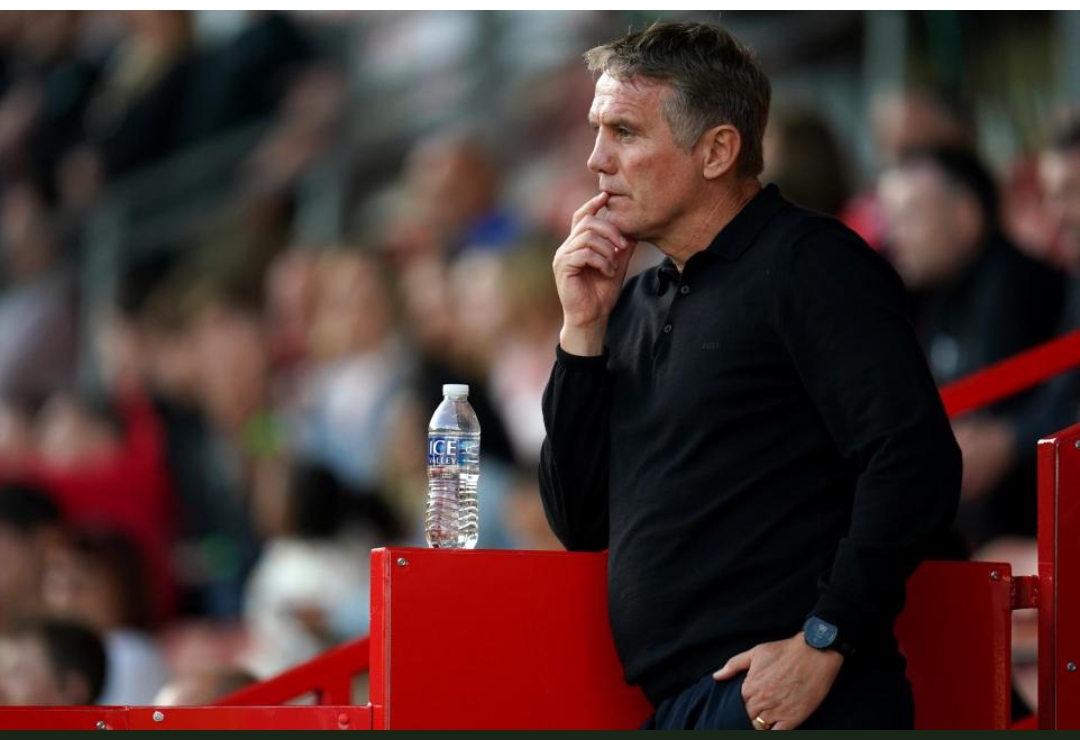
[712,633,844,730]
[952,417,1017,502]
[552,191,637,356]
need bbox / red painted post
[1038,433,1058,729]
[896,561,1012,729]
[1038,422,1080,729]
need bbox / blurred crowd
[0,10,1076,717]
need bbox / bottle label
[428,436,476,466]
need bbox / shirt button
[663,324,673,333]
[680,285,690,295]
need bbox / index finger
[571,191,611,229]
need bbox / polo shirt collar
[705,183,788,261]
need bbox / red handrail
[940,328,1080,418]
[214,637,369,706]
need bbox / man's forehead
[589,73,668,118]
[880,166,944,208]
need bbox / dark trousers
[642,661,914,730]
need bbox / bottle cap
[443,383,470,398]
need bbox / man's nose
[587,133,614,175]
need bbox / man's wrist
[803,616,857,659]
[560,323,607,357]
[801,633,846,659]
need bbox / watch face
[805,617,838,649]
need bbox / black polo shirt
[539,184,961,705]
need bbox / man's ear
[701,124,742,180]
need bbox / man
[0,482,65,630]
[879,147,1064,547]
[539,22,961,730]
[0,616,107,706]
[956,117,1080,512]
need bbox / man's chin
[600,206,633,233]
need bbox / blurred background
[0,9,1077,715]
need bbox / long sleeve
[775,226,962,650]
[538,345,612,551]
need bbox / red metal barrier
[939,328,1080,418]
[214,637,369,706]
[0,553,1030,730]
[1037,421,1080,729]
[895,561,1012,729]
[368,548,650,729]
[0,706,371,730]
[0,708,130,731]
[7,329,1080,729]
[370,548,1011,730]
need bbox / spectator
[957,116,1080,530]
[106,261,261,620]
[287,250,415,493]
[0,615,107,706]
[870,86,976,169]
[488,244,564,465]
[0,11,101,203]
[242,461,389,676]
[843,85,977,252]
[880,147,1064,387]
[78,11,196,178]
[201,12,314,135]
[42,529,169,705]
[402,130,522,257]
[0,182,76,405]
[879,147,1065,546]
[0,481,63,628]
[10,391,179,623]
[0,399,33,462]
[763,107,852,217]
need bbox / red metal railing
[213,637,370,706]
[940,328,1080,418]
[0,706,372,730]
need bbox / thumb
[712,649,753,681]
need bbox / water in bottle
[426,383,480,549]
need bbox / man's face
[878,165,970,289]
[0,524,40,608]
[0,635,66,705]
[587,73,704,244]
[1039,147,1080,263]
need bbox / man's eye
[617,128,633,139]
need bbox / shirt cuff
[556,344,609,368]
[809,587,887,655]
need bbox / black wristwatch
[803,616,856,658]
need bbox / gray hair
[584,21,771,177]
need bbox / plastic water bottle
[426,384,480,549]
